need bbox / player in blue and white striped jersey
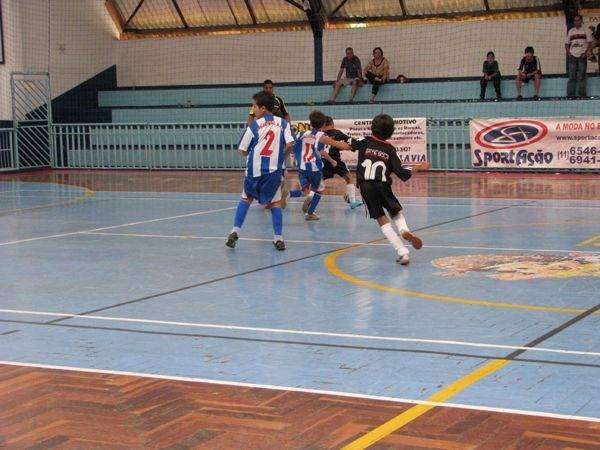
[226,91,295,251]
[288,111,348,221]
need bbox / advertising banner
[470,118,600,169]
[293,118,427,166]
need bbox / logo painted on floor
[432,254,600,280]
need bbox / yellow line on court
[342,359,510,449]
[324,219,598,315]
[576,235,600,247]
[324,247,587,314]
[0,187,94,215]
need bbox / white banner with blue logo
[470,118,600,169]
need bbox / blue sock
[289,190,303,198]
[233,200,251,228]
[271,207,283,236]
[307,192,321,214]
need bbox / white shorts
[339,77,360,86]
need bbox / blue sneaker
[349,200,363,209]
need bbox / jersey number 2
[260,130,275,156]
[361,160,387,181]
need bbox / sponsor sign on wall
[292,118,427,166]
[470,118,600,169]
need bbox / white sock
[232,226,241,234]
[274,234,282,242]
[392,213,409,234]
[345,183,356,203]
[381,223,409,256]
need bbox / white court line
[1,308,598,358]
[84,232,600,254]
[0,206,238,247]
[0,360,598,423]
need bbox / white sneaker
[396,254,410,265]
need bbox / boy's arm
[238,126,254,156]
[319,135,351,150]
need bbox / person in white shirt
[565,14,594,98]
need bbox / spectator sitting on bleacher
[591,24,600,73]
[480,51,502,100]
[565,14,593,99]
[247,80,290,125]
[327,47,362,104]
[516,46,542,100]
[364,47,390,103]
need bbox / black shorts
[360,181,402,219]
[322,160,349,180]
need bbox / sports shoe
[273,240,286,251]
[305,213,320,221]
[533,95,540,101]
[349,200,363,209]
[225,231,239,248]
[401,231,423,250]
[396,254,410,265]
[302,196,312,213]
[280,188,289,209]
[516,95,523,101]
[343,193,350,203]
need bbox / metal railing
[0,128,17,171]
[51,120,474,171]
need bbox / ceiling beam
[225,0,240,25]
[327,5,564,24]
[105,0,125,35]
[244,0,258,25]
[120,20,310,38]
[123,0,146,30]
[329,0,349,19]
[171,0,189,28]
[282,0,305,9]
[398,0,407,16]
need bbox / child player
[339,113,430,265]
[321,116,362,209]
[287,111,348,220]
[225,91,295,251]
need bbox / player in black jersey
[321,116,362,209]
[339,114,430,265]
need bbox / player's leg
[533,73,541,98]
[328,80,343,103]
[515,73,523,99]
[260,171,287,250]
[340,166,362,209]
[227,180,255,248]
[362,183,409,264]
[305,173,324,220]
[383,187,423,250]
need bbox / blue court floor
[0,179,599,421]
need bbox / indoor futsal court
[0,171,598,448]
[1,0,600,448]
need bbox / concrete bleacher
[99,76,600,123]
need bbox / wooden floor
[4,168,600,199]
[2,364,600,449]
[1,169,599,449]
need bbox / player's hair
[371,114,395,140]
[253,91,275,112]
[345,47,353,52]
[263,79,274,86]
[524,46,534,54]
[324,116,334,126]
[486,51,495,57]
[309,110,327,129]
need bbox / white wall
[323,15,567,80]
[115,30,314,87]
[0,0,49,120]
[0,0,117,121]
